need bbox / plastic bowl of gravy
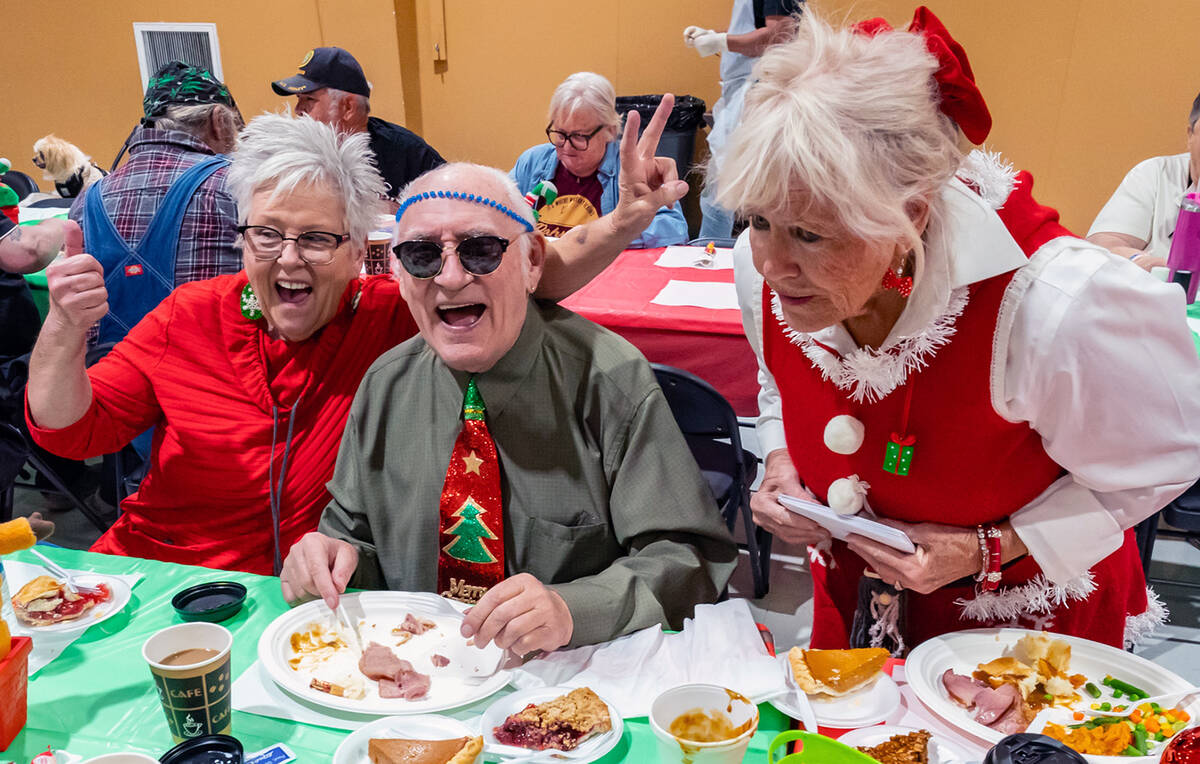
[649,683,759,764]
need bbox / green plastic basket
[767,730,878,763]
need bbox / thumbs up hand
[45,228,107,334]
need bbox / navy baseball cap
[271,47,370,98]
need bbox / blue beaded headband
[394,190,535,232]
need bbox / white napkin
[651,280,740,311]
[232,659,498,731]
[2,559,143,675]
[654,246,735,270]
[1187,315,1200,334]
[508,599,785,718]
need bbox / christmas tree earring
[241,282,263,320]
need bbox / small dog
[32,134,105,198]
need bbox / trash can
[615,95,707,179]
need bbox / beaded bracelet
[974,525,1003,592]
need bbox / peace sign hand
[612,93,690,237]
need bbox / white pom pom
[828,474,870,516]
[823,415,865,455]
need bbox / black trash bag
[983,734,1088,764]
[615,94,707,132]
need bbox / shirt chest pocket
[507,512,619,585]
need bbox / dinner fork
[1080,686,1200,717]
[27,548,103,595]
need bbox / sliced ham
[377,659,431,700]
[397,613,434,635]
[430,654,450,668]
[941,669,990,706]
[358,641,405,680]
[973,682,1020,725]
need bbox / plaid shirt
[70,127,241,286]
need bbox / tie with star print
[436,376,504,604]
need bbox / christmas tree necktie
[437,376,505,604]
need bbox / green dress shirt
[319,299,738,646]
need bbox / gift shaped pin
[882,433,916,476]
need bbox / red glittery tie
[436,377,504,604]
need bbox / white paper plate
[257,591,511,715]
[905,627,1200,764]
[332,714,478,764]
[5,573,132,635]
[481,686,624,762]
[769,653,902,727]
[837,725,972,764]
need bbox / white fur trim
[771,288,970,403]
[955,571,1097,622]
[957,149,1017,211]
[1124,587,1168,649]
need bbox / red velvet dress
[761,174,1147,650]
[27,273,417,574]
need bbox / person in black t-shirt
[272,46,444,200]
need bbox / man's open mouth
[276,279,312,304]
[437,303,486,328]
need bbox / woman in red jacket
[25,110,686,575]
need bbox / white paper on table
[1187,315,1200,335]
[16,206,69,224]
[232,659,499,731]
[507,599,785,719]
[778,495,917,554]
[654,246,734,270]
[650,280,740,311]
[1,559,143,675]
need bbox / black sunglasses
[393,235,519,279]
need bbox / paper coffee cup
[649,683,759,764]
[365,230,393,275]
[142,622,233,743]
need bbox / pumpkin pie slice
[367,735,482,764]
[493,687,612,751]
[787,646,889,697]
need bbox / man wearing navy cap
[272,47,444,199]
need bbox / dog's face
[32,135,88,181]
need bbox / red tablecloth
[561,248,759,416]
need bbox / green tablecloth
[3,547,790,761]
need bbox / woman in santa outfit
[725,7,1200,652]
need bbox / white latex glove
[692,31,728,57]
[683,25,713,46]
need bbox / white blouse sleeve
[994,239,1200,585]
[732,231,787,456]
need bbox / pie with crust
[493,687,612,751]
[367,734,482,764]
[787,646,889,697]
[12,575,111,626]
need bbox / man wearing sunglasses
[281,162,736,654]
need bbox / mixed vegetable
[1042,675,1193,757]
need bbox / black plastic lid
[159,734,243,763]
[983,733,1087,764]
[171,582,248,623]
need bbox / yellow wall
[3,0,1199,233]
[0,0,407,189]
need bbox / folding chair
[1143,478,1200,590]
[651,363,772,598]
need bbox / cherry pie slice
[493,687,612,751]
[12,575,111,626]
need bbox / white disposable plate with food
[332,714,477,764]
[769,653,902,727]
[4,573,132,635]
[905,627,1200,763]
[480,685,623,762]
[837,725,972,764]
[257,590,511,715]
